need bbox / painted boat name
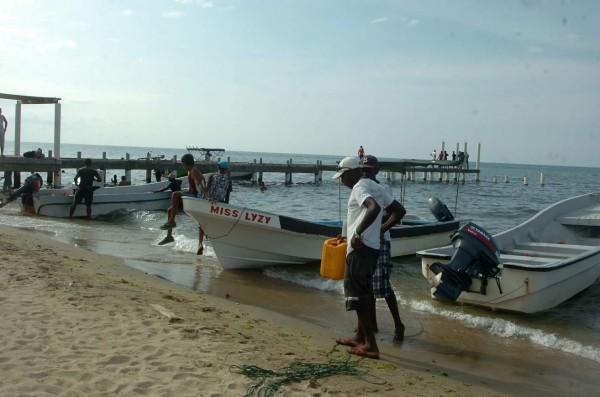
[210,205,272,224]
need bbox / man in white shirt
[332,156,404,359]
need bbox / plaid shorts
[372,240,394,299]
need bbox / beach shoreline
[1,225,597,396]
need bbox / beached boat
[182,196,461,269]
[418,192,600,313]
[29,179,186,218]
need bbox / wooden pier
[0,153,479,188]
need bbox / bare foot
[393,323,405,342]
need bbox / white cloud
[161,10,184,18]
[371,16,418,27]
[370,16,388,24]
[121,9,134,16]
[201,2,215,8]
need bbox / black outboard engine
[428,197,454,222]
[428,222,500,301]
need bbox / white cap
[332,156,361,179]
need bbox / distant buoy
[504,176,509,183]
[523,177,528,186]
[540,172,545,187]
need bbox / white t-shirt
[347,178,394,254]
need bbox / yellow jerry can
[320,238,347,280]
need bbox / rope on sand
[230,352,386,397]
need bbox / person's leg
[385,294,405,342]
[197,226,204,255]
[339,249,378,356]
[169,192,181,223]
[85,190,93,219]
[355,308,379,354]
[158,207,175,245]
[70,189,84,217]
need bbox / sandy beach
[1,225,597,396]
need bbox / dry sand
[0,226,554,396]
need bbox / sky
[1,0,599,167]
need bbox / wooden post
[125,153,131,183]
[314,160,322,183]
[285,158,292,185]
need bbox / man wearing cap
[361,155,407,342]
[332,156,404,359]
[153,172,182,194]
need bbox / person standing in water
[70,158,102,219]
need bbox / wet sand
[1,226,597,396]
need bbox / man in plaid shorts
[361,155,407,342]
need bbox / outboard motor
[428,197,454,222]
[428,222,500,301]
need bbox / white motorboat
[418,192,600,313]
[182,197,461,269]
[186,146,252,180]
[30,179,186,218]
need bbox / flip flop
[335,337,360,347]
[347,347,379,360]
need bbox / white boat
[418,192,600,313]
[186,146,252,180]
[182,196,461,269]
[29,179,186,218]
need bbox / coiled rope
[230,351,386,397]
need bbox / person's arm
[2,116,7,132]
[73,171,80,186]
[382,200,406,233]
[192,169,209,198]
[94,171,102,182]
[351,197,381,249]
[224,179,232,203]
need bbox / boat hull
[183,197,460,269]
[418,192,600,313]
[31,180,183,218]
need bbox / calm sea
[2,142,600,369]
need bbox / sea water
[1,141,600,367]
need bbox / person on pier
[0,108,8,157]
[158,154,208,253]
[358,145,364,160]
[70,158,102,219]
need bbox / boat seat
[515,242,596,254]
[558,215,600,226]
[499,254,552,264]
[501,248,572,259]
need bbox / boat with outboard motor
[182,196,461,269]
[418,192,600,313]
